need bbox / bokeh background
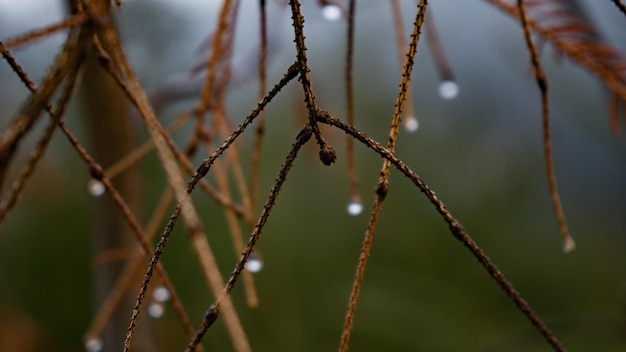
[0,0,625,351]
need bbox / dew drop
[245,257,263,273]
[438,80,459,100]
[321,4,342,21]
[404,116,419,132]
[88,179,105,197]
[153,285,170,302]
[148,302,165,318]
[562,237,576,253]
[347,201,363,216]
[85,337,103,352]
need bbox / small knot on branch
[375,179,389,199]
[88,163,104,180]
[449,220,466,236]
[287,62,301,80]
[319,143,336,166]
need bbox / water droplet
[153,285,170,302]
[85,337,103,352]
[347,201,363,216]
[148,302,165,318]
[404,116,419,132]
[245,257,263,273]
[321,4,342,21]
[562,237,576,253]
[88,179,105,197]
[438,80,459,100]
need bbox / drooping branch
[185,125,313,351]
[288,0,336,165]
[317,110,566,352]
[516,0,575,253]
[339,1,427,350]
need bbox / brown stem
[516,0,575,253]
[345,0,359,205]
[185,125,313,350]
[317,110,566,352]
[289,0,336,165]
[338,2,427,350]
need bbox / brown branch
[94,47,248,217]
[316,110,566,352]
[289,0,336,165]
[486,0,626,103]
[345,0,360,210]
[123,62,299,350]
[0,28,87,192]
[517,0,575,253]
[208,106,259,308]
[189,62,300,189]
[81,2,249,349]
[390,0,418,130]
[425,9,454,83]
[55,118,198,349]
[0,57,79,230]
[251,0,269,222]
[3,13,88,50]
[196,0,236,118]
[185,124,313,351]
[339,1,427,350]
[83,189,191,349]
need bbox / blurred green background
[0,0,625,351]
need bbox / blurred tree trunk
[71,3,156,351]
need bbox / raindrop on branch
[438,80,459,100]
[404,115,419,132]
[87,179,105,197]
[85,337,103,352]
[153,285,170,302]
[562,237,576,254]
[148,302,165,318]
[347,200,363,216]
[245,256,263,273]
[321,4,342,21]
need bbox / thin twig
[486,0,626,103]
[0,59,80,230]
[196,0,236,118]
[93,30,247,219]
[124,62,299,350]
[56,118,199,349]
[100,63,245,216]
[317,110,566,352]
[289,0,336,165]
[185,125,313,350]
[339,2,427,350]
[251,0,269,222]
[85,188,205,351]
[189,62,300,189]
[0,28,86,192]
[3,13,88,50]
[424,8,456,83]
[83,2,250,349]
[390,0,417,127]
[517,0,575,253]
[210,106,259,308]
[103,109,193,180]
[345,0,360,207]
